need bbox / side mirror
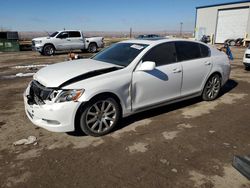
[137,61,156,71]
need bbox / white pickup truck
[32,30,104,55]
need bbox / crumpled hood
[34,59,119,88]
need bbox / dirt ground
[0,47,250,188]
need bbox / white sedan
[243,46,250,70]
[24,39,231,136]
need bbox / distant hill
[18,30,193,40]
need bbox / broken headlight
[55,89,84,103]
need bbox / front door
[132,42,182,111]
[54,31,70,50]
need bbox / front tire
[79,97,121,137]
[202,74,221,101]
[43,44,55,56]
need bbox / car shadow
[145,69,169,81]
[219,79,238,97]
[67,79,238,137]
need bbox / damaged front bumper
[23,85,81,132]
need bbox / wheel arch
[43,43,56,50]
[203,71,222,88]
[74,92,123,132]
[201,70,222,91]
[87,42,97,49]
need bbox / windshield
[49,32,58,37]
[92,43,148,67]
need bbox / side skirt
[123,92,201,117]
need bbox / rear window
[69,31,81,38]
[200,44,210,57]
[175,41,202,61]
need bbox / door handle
[172,68,182,73]
[205,61,211,65]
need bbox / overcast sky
[0,0,243,32]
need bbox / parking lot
[0,47,250,188]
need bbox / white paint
[127,142,148,153]
[110,119,152,139]
[177,123,193,129]
[162,131,179,140]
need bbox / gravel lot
[0,48,250,188]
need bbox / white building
[195,0,250,43]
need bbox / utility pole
[129,27,132,38]
[180,22,183,37]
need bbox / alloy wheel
[85,100,117,134]
[204,75,221,100]
[44,45,54,56]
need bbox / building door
[215,7,249,43]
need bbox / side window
[175,41,202,61]
[200,44,210,57]
[142,42,177,66]
[69,31,81,38]
[56,32,69,39]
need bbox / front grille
[28,81,53,105]
[246,54,250,58]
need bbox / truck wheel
[79,96,121,137]
[43,44,55,56]
[88,43,97,53]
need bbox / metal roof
[196,0,250,9]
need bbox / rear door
[175,41,212,96]
[132,42,182,110]
[68,31,85,50]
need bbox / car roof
[57,30,81,32]
[119,38,205,46]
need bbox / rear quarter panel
[210,47,231,86]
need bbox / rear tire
[79,96,121,137]
[88,43,97,53]
[43,44,55,56]
[202,74,221,101]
